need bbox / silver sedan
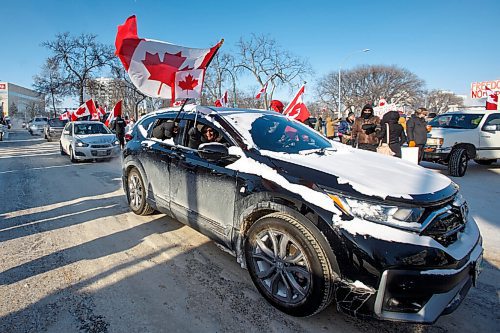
[60,121,121,162]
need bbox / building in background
[0,82,45,119]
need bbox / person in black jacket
[406,108,429,162]
[112,114,127,148]
[377,111,407,158]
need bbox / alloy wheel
[128,173,143,211]
[250,229,312,304]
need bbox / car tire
[70,148,77,163]
[244,212,334,317]
[448,148,468,177]
[60,143,67,155]
[127,168,154,216]
[474,159,496,166]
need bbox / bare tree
[203,52,237,105]
[236,34,312,108]
[43,32,115,105]
[33,57,69,117]
[423,90,464,114]
[317,65,425,116]
[110,60,148,119]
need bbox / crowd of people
[314,104,432,161]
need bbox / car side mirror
[198,142,229,161]
[483,124,498,132]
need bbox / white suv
[424,110,500,176]
[28,116,49,136]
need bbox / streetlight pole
[338,48,370,118]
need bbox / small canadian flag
[215,91,228,107]
[105,101,122,127]
[485,87,498,110]
[255,82,268,99]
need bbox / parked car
[44,118,68,142]
[424,110,500,176]
[28,116,48,135]
[60,121,121,162]
[122,106,482,323]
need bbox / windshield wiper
[299,147,336,155]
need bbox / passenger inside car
[152,119,179,140]
[187,124,228,149]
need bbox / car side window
[150,117,179,143]
[483,114,500,130]
[183,118,232,150]
[136,117,156,139]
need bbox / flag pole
[173,98,189,123]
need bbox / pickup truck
[423,110,500,176]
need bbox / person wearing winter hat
[407,107,429,162]
[377,110,407,157]
[351,104,381,151]
[270,100,284,113]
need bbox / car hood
[428,127,471,137]
[260,143,453,202]
[74,134,116,144]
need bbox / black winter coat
[113,117,126,136]
[406,115,428,145]
[378,111,406,145]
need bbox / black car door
[140,115,177,212]
[169,116,238,246]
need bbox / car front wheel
[245,212,334,317]
[69,148,77,163]
[448,148,468,177]
[127,168,154,215]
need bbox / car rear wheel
[474,159,496,165]
[448,148,468,177]
[245,212,334,317]
[127,168,154,215]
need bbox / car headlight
[75,140,89,147]
[327,193,425,232]
[426,137,443,146]
[113,140,120,146]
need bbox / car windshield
[34,117,48,122]
[230,113,332,154]
[74,123,110,135]
[429,113,484,129]
[48,119,67,127]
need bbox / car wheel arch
[123,160,150,201]
[450,143,476,160]
[234,198,341,277]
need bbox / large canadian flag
[115,15,223,104]
[71,99,98,121]
[105,101,122,127]
[215,90,228,107]
[255,82,268,99]
[283,85,311,122]
[485,87,499,110]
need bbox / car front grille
[91,144,112,148]
[422,205,467,247]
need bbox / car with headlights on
[44,118,68,142]
[28,116,48,135]
[122,106,482,324]
[60,121,120,162]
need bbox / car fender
[233,191,341,277]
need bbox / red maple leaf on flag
[142,51,188,95]
[178,74,198,91]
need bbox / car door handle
[172,152,185,160]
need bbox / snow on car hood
[74,134,116,144]
[260,142,452,200]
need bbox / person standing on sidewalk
[351,104,381,152]
[407,107,429,162]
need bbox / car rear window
[48,119,68,127]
